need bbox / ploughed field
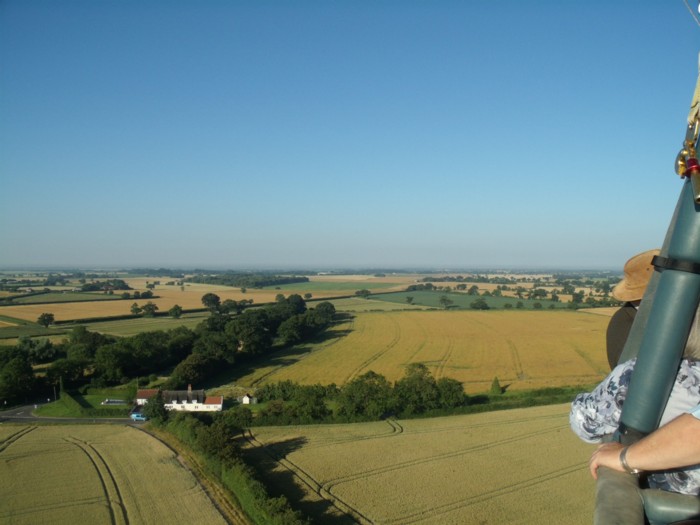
[245,403,594,524]
[227,309,610,394]
[0,424,227,525]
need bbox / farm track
[320,422,569,491]
[64,436,129,525]
[271,419,404,452]
[243,430,371,524]
[572,343,608,376]
[434,331,455,380]
[387,461,586,524]
[0,495,109,520]
[345,314,401,383]
[389,412,567,438]
[0,425,36,453]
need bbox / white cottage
[136,384,223,412]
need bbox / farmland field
[7,292,123,304]
[84,312,210,336]
[220,310,610,395]
[0,424,228,525]
[245,403,595,524]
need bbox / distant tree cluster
[189,273,309,289]
[80,279,132,292]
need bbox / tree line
[188,273,309,289]
[251,363,467,425]
[0,294,336,406]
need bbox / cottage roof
[136,389,159,400]
[164,390,205,404]
[204,396,224,405]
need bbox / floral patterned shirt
[570,358,700,495]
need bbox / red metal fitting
[683,157,700,178]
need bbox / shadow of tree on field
[243,436,360,524]
[203,321,355,389]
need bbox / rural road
[0,404,136,425]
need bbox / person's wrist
[619,446,643,475]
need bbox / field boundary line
[0,425,36,454]
[243,429,373,525]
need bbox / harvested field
[227,310,610,394]
[245,403,595,524]
[0,424,227,525]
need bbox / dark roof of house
[137,388,222,406]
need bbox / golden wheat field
[245,403,595,525]
[0,424,227,525]
[228,310,610,394]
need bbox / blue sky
[1,1,699,270]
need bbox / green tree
[394,363,439,415]
[467,285,479,295]
[436,377,466,408]
[355,289,371,299]
[47,358,85,387]
[470,298,490,310]
[338,371,393,419]
[168,304,183,318]
[226,311,272,355]
[0,356,35,404]
[304,293,312,300]
[130,302,142,315]
[490,376,503,395]
[439,296,453,309]
[201,293,221,312]
[406,296,414,305]
[142,390,168,424]
[37,312,55,327]
[141,301,159,317]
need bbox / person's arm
[589,413,700,479]
[571,361,633,443]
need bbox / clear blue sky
[1,1,699,270]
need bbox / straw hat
[612,249,660,302]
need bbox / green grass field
[78,312,209,336]
[265,281,400,292]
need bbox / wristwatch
[620,446,643,476]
